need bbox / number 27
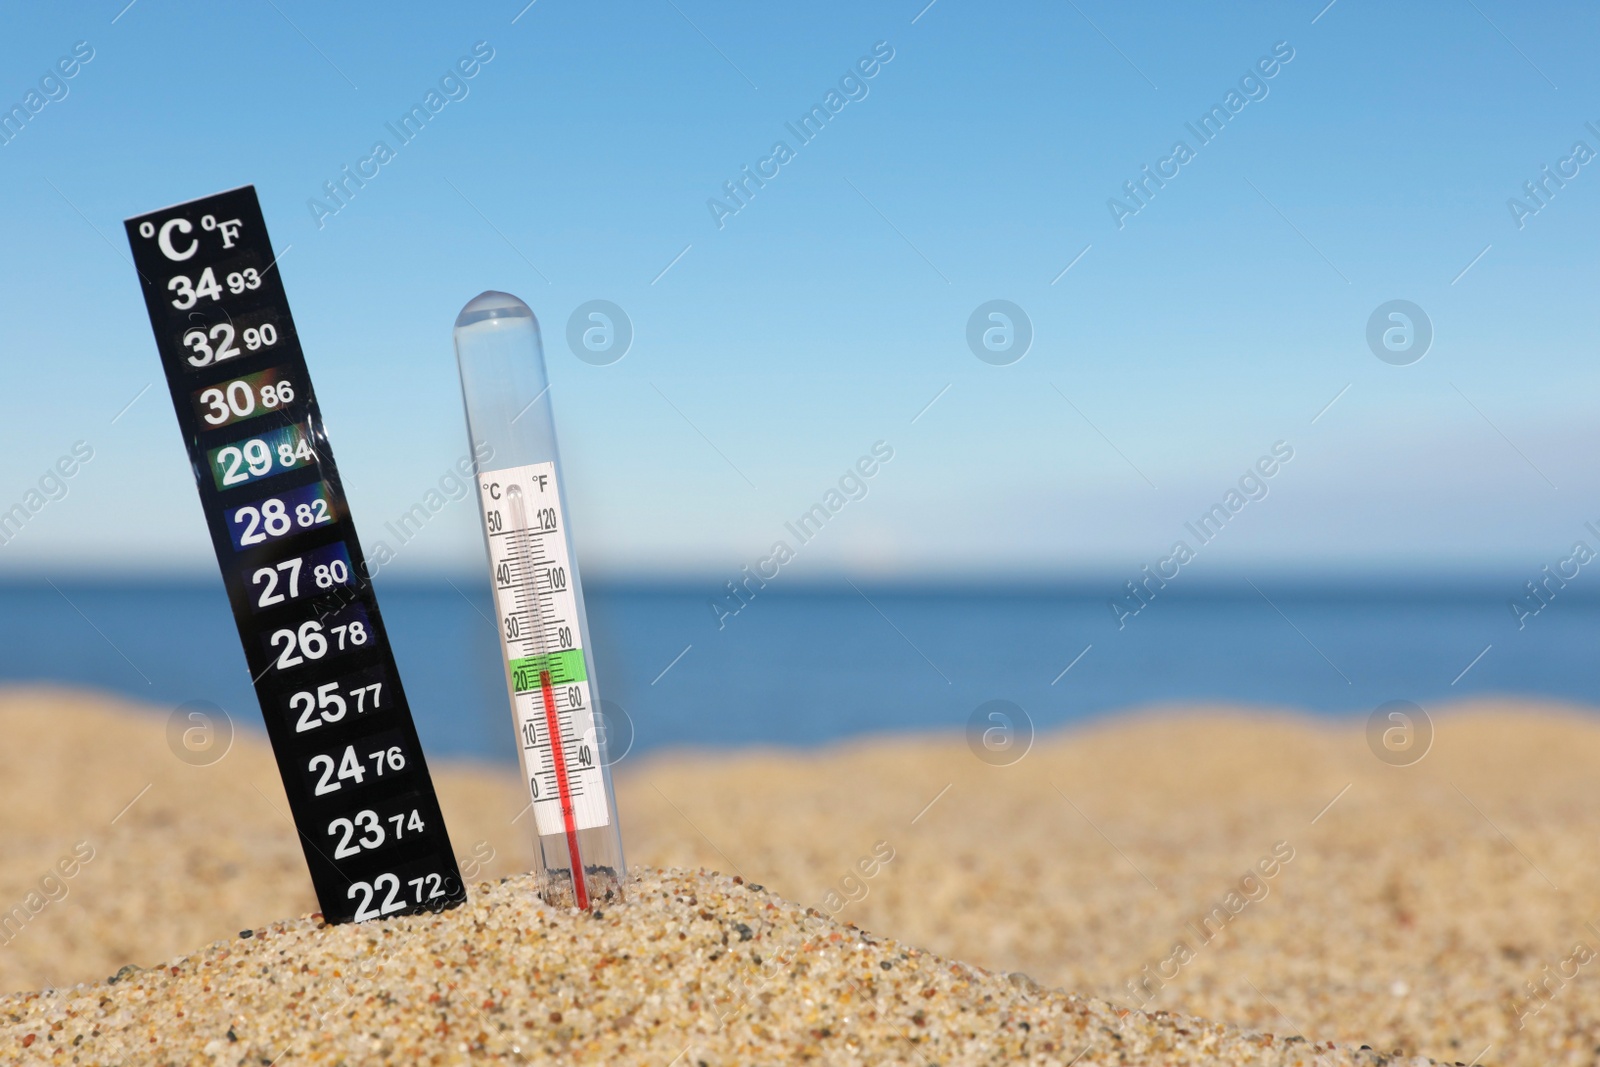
[253,557,301,607]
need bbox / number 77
[352,683,382,713]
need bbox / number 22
[348,873,405,922]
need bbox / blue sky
[1,1,1598,579]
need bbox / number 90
[243,324,279,351]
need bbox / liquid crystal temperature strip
[125,186,465,924]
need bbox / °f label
[479,462,610,835]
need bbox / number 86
[260,382,295,408]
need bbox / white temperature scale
[479,464,609,839]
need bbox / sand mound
[7,687,1600,1063]
[0,867,1428,1066]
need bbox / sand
[2,868,1419,1066]
[4,687,1598,1064]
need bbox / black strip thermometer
[124,186,466,924]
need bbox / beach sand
[3,867,1421,1066]
[3,687,1597,1064]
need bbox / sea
[1,577,1593,763]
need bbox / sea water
[0,577,1593,761]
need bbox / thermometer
[454,291,626,909]
[124,186,466,923]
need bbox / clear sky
[1,1,1597,580]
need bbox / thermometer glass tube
[454,291,625,909]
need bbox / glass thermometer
[454,291,625,909]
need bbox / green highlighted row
[510,649,587,692]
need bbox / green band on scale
[510,649,587,691]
